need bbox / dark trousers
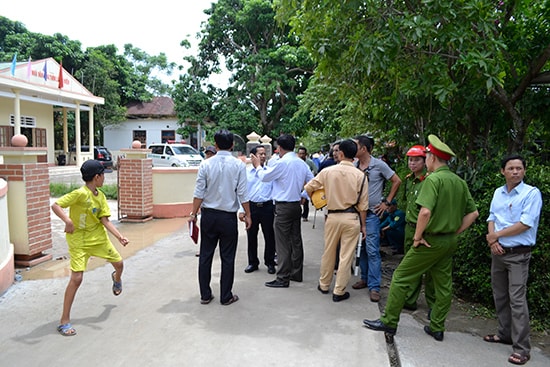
[302,199,310,219]
[274,202,303,282]
[247,202,276,267]
[198,209,238,304]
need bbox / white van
[148,143,204,167]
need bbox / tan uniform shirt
[305,161,369,212]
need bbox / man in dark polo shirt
[363,134,478,342]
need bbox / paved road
[1,166,547,366]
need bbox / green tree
[184,0,315,137]
[276,0,550,160]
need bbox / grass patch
[50,183,118,200]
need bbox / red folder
[189,220,199,244]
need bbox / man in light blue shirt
[240,145,276,275]
[190,129,251,306]
[251,134,314,288]
[484,154,542,365]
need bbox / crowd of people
[53,128,543,366]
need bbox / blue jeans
[360,212,381,292]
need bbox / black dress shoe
[317,284,329,294]
[267,265,276,274]
[244,265,259,273]
[403,303,418,311]
[332,292,350,302]
[424,326,444,341]
[265,279,289,288]
[362,319,397,335]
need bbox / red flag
[58,61,64,89]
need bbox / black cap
[81,160,105,182]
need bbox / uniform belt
[503,246,532,254]
[274,201,300,204]
[328,207,357,214]
[250,201,272,207]
[424,232,454,236]
[406,221,416,228]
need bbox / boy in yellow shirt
[51,160,129,336]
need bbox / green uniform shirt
[402,171,426,224]
[416,166,476,234]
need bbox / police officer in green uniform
[363,135,479,341]
[401,145,431,311]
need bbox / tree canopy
[174,0,315,140]
[275,0,550,161]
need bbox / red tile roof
[126,96,175,117]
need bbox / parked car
[69,145,114,169]
[148,143,203,167]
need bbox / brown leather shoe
[370,290,380,302]
[352,280,367,289]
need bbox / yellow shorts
[68,240,122,272]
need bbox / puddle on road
[19,217,187,280]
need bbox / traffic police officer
[363,134,479,342]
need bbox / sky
[2,0,228,87]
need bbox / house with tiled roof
[103,96,187,151]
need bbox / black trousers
[274,202,303,282]
[198,208,238,304]
[302,199,310,219]
[247,202,276,267]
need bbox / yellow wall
[152,168,198,204]
[0,98,55,163]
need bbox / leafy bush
[49,183,118,200]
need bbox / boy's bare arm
[51,202,75,234]
[100,217,129,246]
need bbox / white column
[12,89,21,136]
[88,104,95,154]
[62,107,68,154]
[75,101,81,166]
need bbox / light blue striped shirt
[247,165,273,203]
[487,181,542,247]
[193,151,249,212]
[255,152,314,202]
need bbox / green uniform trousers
[381,233,457,332]
[403,225,435,309]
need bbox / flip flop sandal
[200,296,214,305]
[222,295,239,306]
[483,334,513,345]
[111,271,122,296]
[508,352,530,365]
[57,323,77,336]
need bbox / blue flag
[43,61,48,81]
[10,53,17,76]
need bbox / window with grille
[9,115,36,128]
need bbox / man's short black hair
[355,135,374,153]
[277,134,296,152]
[339,139,358,159]
[297,146,307,154]
[501,154,526,169]
[214,129,234,150]
[250,145,265,155]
